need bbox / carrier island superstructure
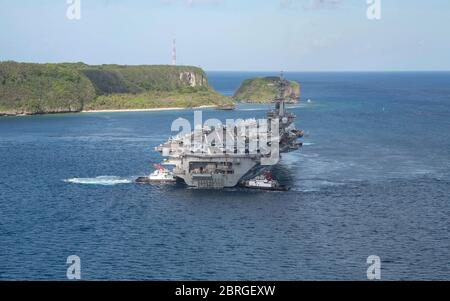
[155,76,304,189]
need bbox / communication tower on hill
[172,39,177,66]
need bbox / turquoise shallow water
[0,72,449,280]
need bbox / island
[233,76,300,104]
[0,61,233,116]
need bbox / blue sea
[0,72,449,280]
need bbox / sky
[0,0,449,71]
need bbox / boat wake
[64,176,133,186]
[302,142,315,146]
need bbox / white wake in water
[64,176,133,186]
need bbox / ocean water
[0,72,449,280]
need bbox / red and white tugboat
[241,170,289,191]
[136,164,177,184]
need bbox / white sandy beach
[81,105,217,113]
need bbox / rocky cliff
[0,62,230,116]
[233,76,300,104]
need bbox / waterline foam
[64,176,133,186]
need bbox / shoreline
[0,105,219,117]
[81,105,217,113]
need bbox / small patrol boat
[241,170,289,191]
[136,164,177,184]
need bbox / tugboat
[241,170,289,191]
[136,164,177,184]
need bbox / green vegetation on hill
[233,76,300,104]
[0,61,232,115]
[0,62,96,115]
[84,89,229,111]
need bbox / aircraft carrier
[155,75,304,189]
